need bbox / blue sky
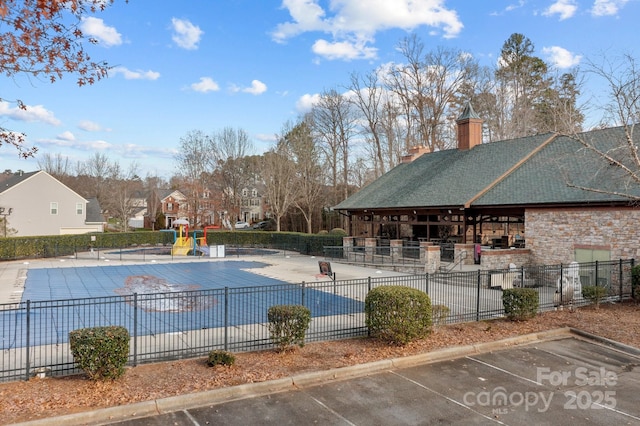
[1,0,638,179]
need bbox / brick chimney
[401,145,431,163]
[456,102,482,150]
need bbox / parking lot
[97,335,640,426]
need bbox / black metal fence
[324,245,424,271]
[1,259,635,383]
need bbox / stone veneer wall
[480,249,532,270]
[525,207,640,265]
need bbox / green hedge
[204,231,342,256]
[502,288,539,321]
[365,285,432,345]
[0,230,342,260]
[69,326,130,380]
[267,304,312,352]
[0,232,174,260]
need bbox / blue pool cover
[1,261,363,349]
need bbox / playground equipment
[170,221,223,257]
[171,220,192,256]
[194,225,223,257]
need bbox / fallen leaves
[0,302,638,424]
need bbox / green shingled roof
[334,126,640,211]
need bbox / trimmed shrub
[432,304,450,328]
[502,288,538,321]
[632,265,640,302]
[582,285,607,308]
[365,286,432,345]
[69,326,130,380]
[317,230,329,235]
[267,305,312,352]
[207,350,236,367]
[329,228,348,236]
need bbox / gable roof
[0,170,89,202]
[334,126,640,211]
[85,197,104,224]
[0,170,40,194]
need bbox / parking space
[109,337,640,426]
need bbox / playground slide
[196,245,210,256]
[172,246,192,256]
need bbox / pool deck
[0,252,413,305]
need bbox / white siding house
[0,171,103,236]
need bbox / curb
[13,327,632,426]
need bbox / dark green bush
[329,228,347,236]
[582,285,607,308]
[206,350,236,367]
[267,305,312,352]
[502,288,539,321]
[632,265,640,301]
[365,286,432,345]
[69,326,130,380]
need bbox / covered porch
[346,207,525,247]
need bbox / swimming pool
[3,261,362,349]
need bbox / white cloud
[80,17,122,47]
[312,39,377,61]
[543,0,578,20]
[0,101,61,126]
[37,138,112,151]
[191,77,220,93]
[543,46,582,68]
[272,0,463,61]
[591,0,630,16]
[110,66,160,80]
[56,131,76,141]
[231,80,268,95]
[296,93,320,112]
[171,18,203,50]
[78,120,110,132]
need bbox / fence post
[595,261,599,288]
[559,263,564,304]
[301,282,306,306]
[619,259,623,302]
[476,270,481,322]
[133,293,138,366]
[224,287,229,351]
[632,258,636,300]
[425,273,429,294]
[25,300,31,381]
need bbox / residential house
[239,186,268,224]
[334,104,640,268]
[157,189,188,228]
[0,170,104,236]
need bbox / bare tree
[261,122,299,231]
[37,153,71,177]
[385,36,478,151]
[290,119,324,233]
[310,88,357,206]
[210,127,254,226]
[0,0,122,159]
[348,71,387,177]
[109,163,143,232]
[144,173,166,230]
[75,152,117,208]
[561,53,640,202]
[175,130,216,227]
